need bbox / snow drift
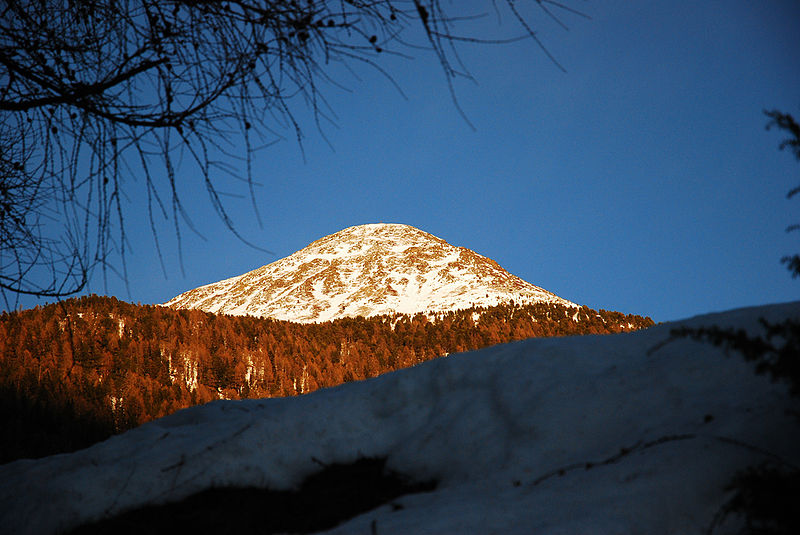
[1,302,798,534]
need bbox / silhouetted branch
[0,1,585,304]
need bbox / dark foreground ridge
[69,456,437,535]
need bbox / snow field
[0,301,797,534]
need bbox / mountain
[164,223,576,322]
[2,302,797,534]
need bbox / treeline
[0,295,653,463]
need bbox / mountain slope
[1,301,797,534]
[164,223,575,322]
[0,297,653,464]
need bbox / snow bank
[1,301,798,534]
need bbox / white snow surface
[2,302,799,534]
[163,223,576,322]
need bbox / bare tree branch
[0,0,585,304]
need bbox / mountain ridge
[164,223,576,322]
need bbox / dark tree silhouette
[674,109,800,535]
[764,109,800,277]
[0,1,586,306]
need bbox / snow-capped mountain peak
[164,223,576,322]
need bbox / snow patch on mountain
[164,223,576,322]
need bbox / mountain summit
[164,223,576,322]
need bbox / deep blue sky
[14,0,800,322]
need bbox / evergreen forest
[0,296,653,463]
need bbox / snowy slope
[1,302,798,534]
[164,223,576,322]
